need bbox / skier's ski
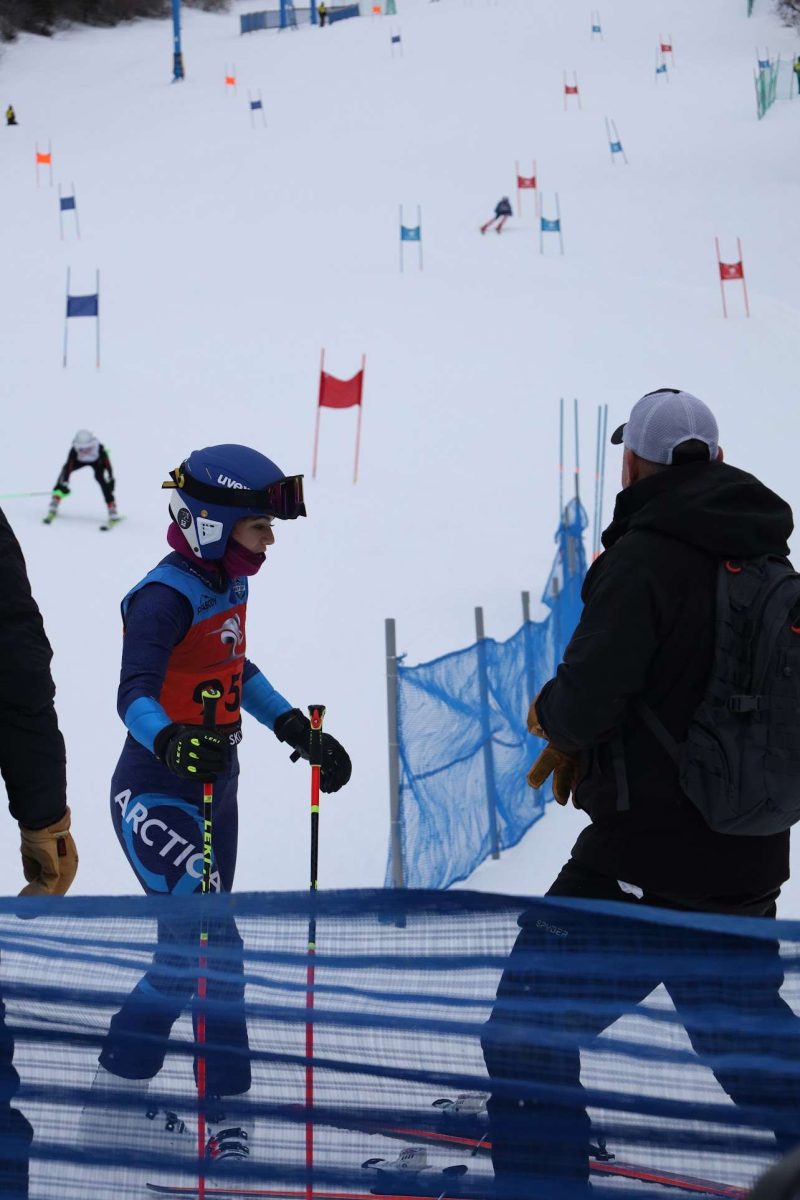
[146,1188,469,1199]
[146,1173,747,1200]
[371,1124,745,1198]
[146,1152,747,1200]
[100,515,125,531]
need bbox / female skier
[84,443,351,1167]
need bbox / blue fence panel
[388,498,587,890]
[0,888,795,1199]
[329,4,361,23]
[241,5,358,31]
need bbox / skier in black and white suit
[44,430,118,525]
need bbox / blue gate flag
[250,98,263,110]
[541,217,561,232]
[59,195,76,212]
[656,62,667,74]
[610,140,622,153]
[391,34,401,43]
[63,268,100,365]
[758,58,770,69]
[66,293,98,318]
[591,23,601,32]
[387,496,586,890]
[400,225,421,241]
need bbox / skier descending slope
[81,445,351,1166]
[44,429,120,527]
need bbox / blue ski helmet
[162,444,306,561]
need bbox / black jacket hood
[602,461,793,560]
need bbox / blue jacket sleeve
[118,583,193,752]
[241,667,292,731]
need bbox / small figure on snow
[480,196,512,235]
[794,55,800,96]
[44,429,118,526]
[5,104,17,126]
[82,444,351,1165]
[318,1,328,25]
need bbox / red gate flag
[516,160,538,218]
[563,72,581,110]
[715,237,749,318]
[36,151,51,164]
[313,351,366,482]
[319,368,364,409]
[660,42,672,52]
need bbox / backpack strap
[632,698,680,764]
[610,734,631,811]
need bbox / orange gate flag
[313,351,366,482]
[35,142,53,187]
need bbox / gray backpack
[638,555,800,836]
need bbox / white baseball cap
[610,389,719,465]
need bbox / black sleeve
[55,448,76,489]
[0,509,67,828]
[536,539,670,753]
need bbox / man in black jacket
[482,390,800,1199]
[0,506,78,1197]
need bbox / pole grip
[202,687,222,730]
[308,705,326,766]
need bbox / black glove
[154,723,229,781]
[274,708,352,793]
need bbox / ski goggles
[163,467,306,520]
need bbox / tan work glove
[527,745,580,806]
[19,806,78,896]
[527,690,546,740]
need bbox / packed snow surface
[0,0,799,906]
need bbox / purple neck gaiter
[166,523,265,578]
[222,538,265,578]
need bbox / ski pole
[0,491,52,499]
[305,704,326,1200]
[196,686,221,1200]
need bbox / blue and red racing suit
[101,551,291,1092]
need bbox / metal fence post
[385,619,405,887]
[475,607,500,860]
[521,590,537,708]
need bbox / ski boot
[206,1097,252,1169]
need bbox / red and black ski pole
[304,704,325,1200]
[196,685,221,1200]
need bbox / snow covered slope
[0,0,798,904]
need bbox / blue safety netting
[240,5,360,33]
[387,498,587,890]
[0,888,797,1199]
